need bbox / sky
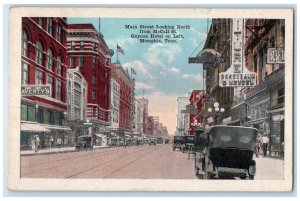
[68,18,210,134]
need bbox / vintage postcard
[7,7,293,191]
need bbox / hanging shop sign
[267,48,285,64]
[181,105,198,114]
[219,18,257,87]
[21,85,51,96]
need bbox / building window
[92,91,96,100]
[105,71,108,79]
[105,84,108,93]
[57,56,62,76]
[21,62,28,85]
[22,29,28,57]
[92,57,96,68]
[79,56,84,67]
[70,57,74,67]
[80,41,84,50]
[47,17,53,35]
[47,75,53,97]
[71,41,75,50]
[47,49,53,71]
[56,80,62,100]
[92,75,96,84]
[21,104,36,122]
[35,41,43,65]
[56,24,62,43]
[35,69,43,84]
[92,43,96,51]
[38,17,43,27]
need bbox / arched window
[22,29,28,57]
[47,48,53,70]
[35,41,43,65]
[57,56,62,76]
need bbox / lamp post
[207,102,225,125]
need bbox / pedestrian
[255,134,262,157]
[261,134,269,157]
[31,136,36,151]
[35,135,40,152]
[50,136,54,149]
[57,137,62,149]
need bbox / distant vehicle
[149,137,157,146]
[182,135,196,153]
[173,136,185,151]
[75,135,93,151]
[164,139,170,144]
[157,136,163,144]
[109,137,119,147]
[194,126,258,180]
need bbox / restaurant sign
[21,85,51,96]
[219,18,257,87]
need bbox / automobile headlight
[219,135,232,142]
[239,136,251,144]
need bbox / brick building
[67,24,112,138]
[21,17,71,150]
[188,90,205,135]
[111,63,135,136]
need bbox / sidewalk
[21,145,109,156]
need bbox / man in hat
[261,133,270,157]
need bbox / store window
[271,88,285,107]
[21,104,36,122]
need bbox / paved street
[21,144,283,180]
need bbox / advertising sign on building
[267,48,285,64]
[21,85,51,96]
[219,18,257,87]
[181,105,197,114]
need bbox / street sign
[21,85,51,96]
[267,48,285,63]
[188,57,227,64]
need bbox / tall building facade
[111,63,135,136]
[132,99,143,135]
[244,19,285,157]
[109,76,120,135]
[188,90,205,135]
[21,17,71,150]
[138,98,149,135]
[66,67,88,140]
[67,23,112,137]
[176,96,189,135]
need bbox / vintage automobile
[194,126,258,180]
[164,139,170,144]
[182,135,196,153]
[109,137,119,147]
[172,136,185,151]
[149,137,157,146]
[75,135,93,151]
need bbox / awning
[21,123,50,132]
[42,125,72,131]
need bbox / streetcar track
[65,146,161,179]
[21,145,150,177]
[21,146,124,168]
[103,145,163,178]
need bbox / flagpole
[116,44,118,63]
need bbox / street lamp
[207,102,225,125]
